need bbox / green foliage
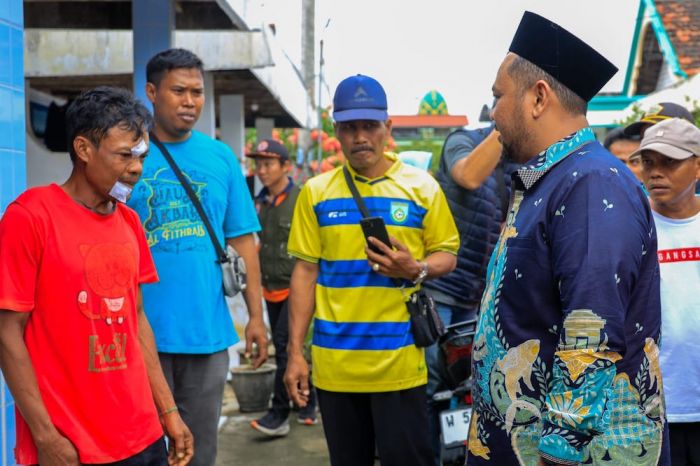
[683,95,700,127]
[615,104,645,127]
[320,108,335,135]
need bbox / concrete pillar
[194,71,216,138]
[219,95,245,163]
[297,0,316,165]
[132,0,175,107]
[301,0,316,109]
[255,117,274,142]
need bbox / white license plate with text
[440,407,472,446]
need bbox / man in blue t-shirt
[128,48,268,466]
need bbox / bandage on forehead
[131,139,148,158]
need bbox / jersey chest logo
[390,202,409,224]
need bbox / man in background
[624,101,697,193]
[603,127,642,180]
[633,118,700,465]
[247,139,318,438]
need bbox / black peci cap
[508,11,618,102]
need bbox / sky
[264,0,640,126]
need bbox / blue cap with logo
[332,74,388,122]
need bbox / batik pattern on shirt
[467,128,669,466]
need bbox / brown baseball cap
[629,118,700,160]
[623,102,694,136]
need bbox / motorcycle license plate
[440,407,472,446]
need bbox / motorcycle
[433,319,477,466]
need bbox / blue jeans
[425,303,477,466]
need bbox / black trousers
[317,385,433,466]
[266,299,316,416]
[670,422,700,466]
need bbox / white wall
[25,132,72,188]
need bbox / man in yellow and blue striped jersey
[284,74,459,466]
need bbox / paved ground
[216,382,331,466]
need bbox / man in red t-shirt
[0,87,193,465]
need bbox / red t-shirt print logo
[657,247,700,263]
[77,243,137,325]
[77,243,136,373]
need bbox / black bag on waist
[405,287,445,347]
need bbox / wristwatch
[412,262,429,286]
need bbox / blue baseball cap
[332,74,388,122]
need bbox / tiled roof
[656,0,700,76]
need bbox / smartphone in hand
[360,216,392,255]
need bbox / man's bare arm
[451,129,503,190]
[284,260,318,407]
[136,290,193,466]
[228,234,268,368]
[0,310,79,466]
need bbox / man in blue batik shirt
[466,12,670,466]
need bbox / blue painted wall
[0,0,24,464]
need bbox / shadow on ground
[216,411,330,466]
[216,380,330,466]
